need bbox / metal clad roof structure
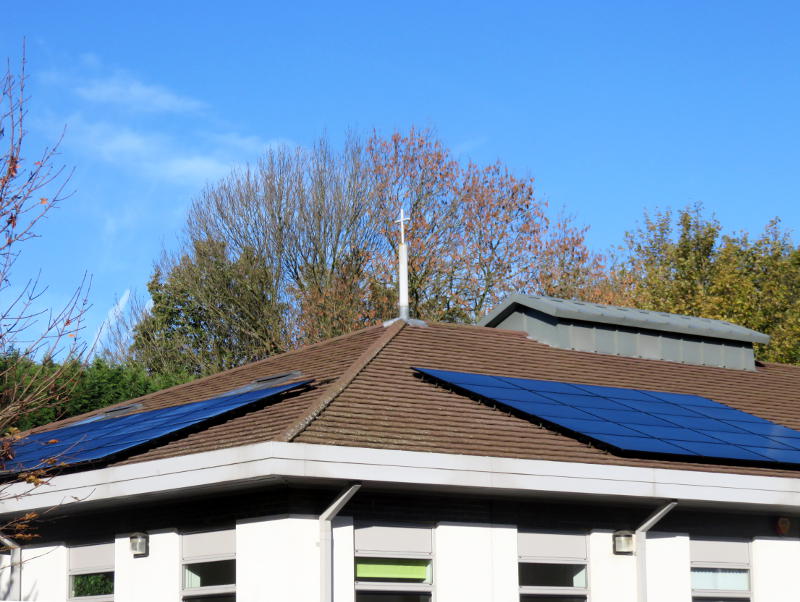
[477,295,770,370]
[479,294,770,344]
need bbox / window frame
[67,542,115,602]
[690,538,751,601]
[690,566,751,600]
[180,529,236,601]
[517,531,589,601]
[354,522,434,600]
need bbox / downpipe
[636,500,678,602]
[320,483,362,602]
[0,535,21,601]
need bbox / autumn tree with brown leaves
[126,129,605,377]
[0,49,89,522]
[363,129,606,324]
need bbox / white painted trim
[4,442,800,516]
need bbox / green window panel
[356,558,430,582]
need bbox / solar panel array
[414,367,800,466]
[7,380,311,472]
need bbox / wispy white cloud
[453,136,489,156]
[160,155,232,184]
[78,53,102,69]
[205,132,294,156]
[36,59,293,195]
[58,113,292,190]
[90,289,130,352]
[61,114,235,187]
[75,74,205,114]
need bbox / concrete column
[434,522,518,602]
[588,530,636,602]
[751,537,800,602]
[20,544,67,601]
[113,530,180,602]
[237,515,320,602]
[645,531,691,602]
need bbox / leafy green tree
[614,204,800,364]
[5,355,187,431]
[131,239,288,377]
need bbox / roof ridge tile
[282,320,408,441]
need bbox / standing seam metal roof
[478,294,771,344]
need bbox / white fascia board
[3,442,800,515]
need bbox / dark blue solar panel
[7,380,311,472]
[414,367,800,467]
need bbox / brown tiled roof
[294,322,800,477]
[36,321,800,477]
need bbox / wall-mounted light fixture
[129,532,149,557]
[613,530,635,554]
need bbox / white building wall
[0,551,12,599]
[333,516,355,602]
[113,530,179,602]
[20,544,67,601]
[645,531,691,602]
[588,530,636,602]
[434,522,518,602]
[751,536,800,602]
[237,515,320,602]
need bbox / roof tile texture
[294,322,800,478]
[39,320,800,478]
[110,326,387,464]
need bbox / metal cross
[396,207,409,244]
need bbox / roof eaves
[282,320,408,442]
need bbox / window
[181,529,236,602]
[69,543,114,601]
[690,538,750,601]
[518,531,588,601]
[354,523,433,602]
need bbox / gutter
[0,534,20,601]
[635,500,678,602]
[320,483,361,602]
[4,442,800,518]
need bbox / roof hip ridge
[281,320,407,442]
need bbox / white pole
[320,483,361,602]
[635,500,678,602]
[397,208,410,320]
[0,534,21,600]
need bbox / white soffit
[3,442,800,516]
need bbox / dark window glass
[519,563,587,588]
[71,572,114,596]
[356,594,431,602]
[183,559,235,588]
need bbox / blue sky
[3,1,799,353]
